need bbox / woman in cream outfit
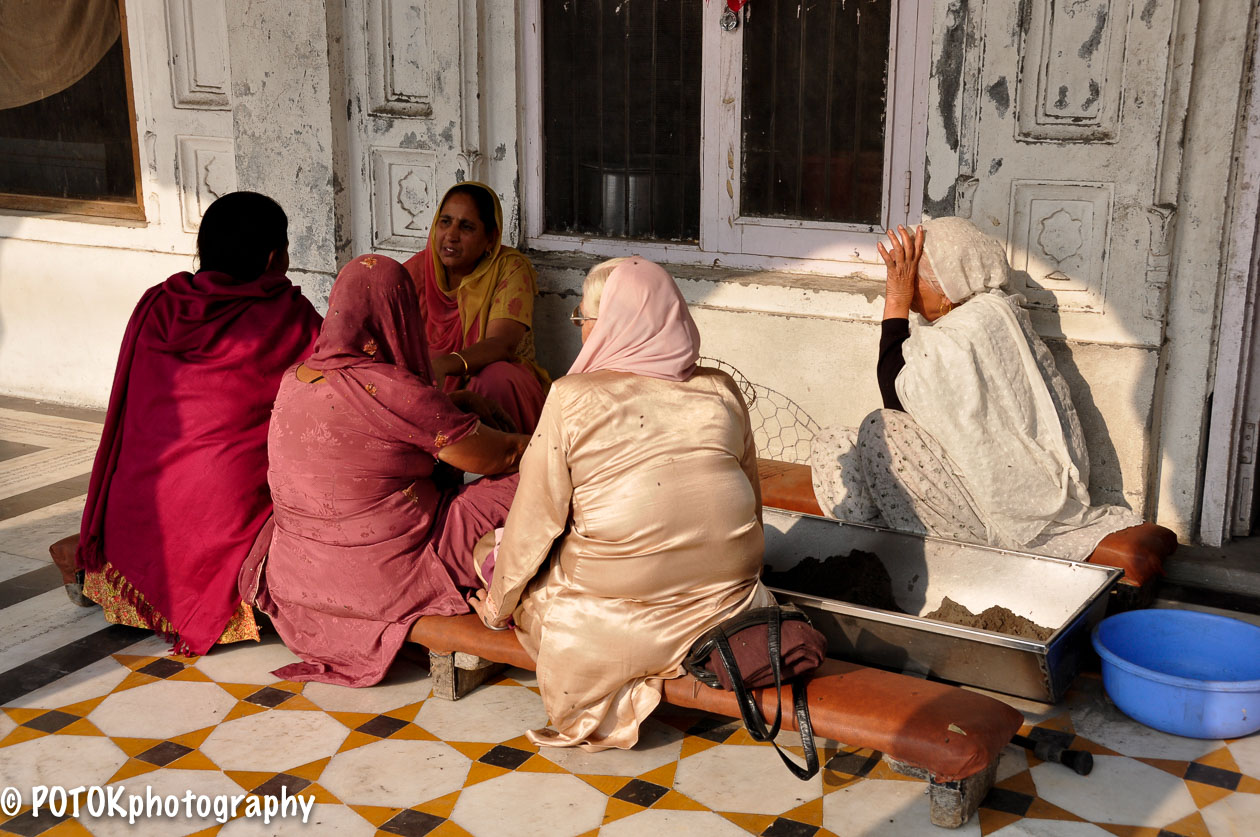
[471,256,775,750]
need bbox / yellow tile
[517,755,568,773]
[221,701,268,723]
[1161,810,1212,837]
[575,774,629,795]
[269,680,305,694]
[780,798,823,826]
[977,808,1022,835]
[502,734,539,752]
[390,724,438,741]
[326,711,380,730]
[273,694,322,712]
[1238,775,1260,793]
[44,819,95,836]
[3,707,46,724]
[637,763,677,788]
[820,771,863,792]
[216,682,265,699]
[287,757,332,781]
[57,696,108,717]
[299,783,341,805]
[415,790,462,819]
[1136,757,1187,777]
[59,718,105,737]
[181,825,223,837]
[170,667,213,683]
[0,726,46,747]
[678,735,722,760]
[168,751,221,772]
[428,820,475,837]
[335,730,380,753]
[1196,747,1242,773]
[718,811,777,833]
[224,771,276,792]
[112,671,160,692]
[383,701,424,723]
[109,737,163,757]
[112,654,156,670]
[601,798,642,824]
[1023,798,1084,822]
[464,762,509,787]
[444,741,494,761]
[169,726,218,750]
[1185,780,1233,809]
[107,758,161,784]
[572,829,600,837]
[994,769,1038,796]
[652,790,708,811]
[866,760,916,781]
[348,805,402,827]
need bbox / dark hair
[196,191,289,281]
[442,184,498,239]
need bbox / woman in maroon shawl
[250,254,528,687]
[63,191,322,655]
[403,182,549,433]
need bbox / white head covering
[920,217,1010,304]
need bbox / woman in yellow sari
[403,182,549,433]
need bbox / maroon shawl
[77,269,321,654]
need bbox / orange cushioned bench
[410,613,1023,829]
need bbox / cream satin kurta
[488,367,775,750]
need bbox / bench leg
[885,757,999,828]
[428,651,507,701]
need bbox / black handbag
[683,604,825,780]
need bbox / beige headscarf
[920,217,1010,303]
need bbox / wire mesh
[700,357,820,465]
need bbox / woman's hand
[437,423,530,475]
[877,224,924,320]
[431,353,464,390]
[468,588,510,630]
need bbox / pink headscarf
[567,257,701,381]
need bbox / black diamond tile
[244,686,296,708]
[137,741,193,767]
[137,658,186,679]
[478,744,533,770]
[1157,830,1191,837]
[251,773,313,797]
[21,709,78,734]
[825,749,882,777]
[611,779,669,808]
[685,716,742,743]
[762,817,819,837]
[980,787,1034,816]
[355,714,409,738]
[379,808,445,837]
[0,808,66,836]
[1184,761,1241,790]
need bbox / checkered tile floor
[2,396,1258,836]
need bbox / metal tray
[762,510,1122,703]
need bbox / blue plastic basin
[1091,609,1260,739]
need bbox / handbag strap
[712,610,819,780]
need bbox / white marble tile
[1200,785,1260,837]
[0,589,111,672]
[77,767,250,837]
[1226,731,1260,778]
[4,654,130,710]
[319,739,469,806]
[119,634,179,657]
[0,551,47,583]
[414,683,548,743]
[823,778,979,836]
[0,735,128,793]
[218,803,375,836]
[674,744,820,815]
[191,636,302,686]
[0,445,97,500]
[449,772,607,837]
[995,744,1031,783]
[1030,755,1196,826]
[1066,681,1220,761]
[301,657,430,713]
[199,710,349,772]
[988,822,1115,837]
[601,809,752,836]
[0,710,14,741]
[538,718,683,776]
[90,680,238,739]
[0,408,103,444]
[0,496,86,563]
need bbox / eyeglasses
[570,303,597,327]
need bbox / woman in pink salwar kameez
[250,254,530,687]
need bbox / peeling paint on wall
[1078,6,1109,61]
[934,0,969,152]
[987,77,1010,117]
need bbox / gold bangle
[452,351,469,375]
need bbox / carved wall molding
[370,147,439,250]
[1143,204,1178,321]
[1016,0,1128,143]
[176,136,235,231]
[1007,180,1114,311]
[165,0,230,110]
[365,0,441,119]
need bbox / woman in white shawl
[810,218,1173,582]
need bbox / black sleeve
[878,318,910,411]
